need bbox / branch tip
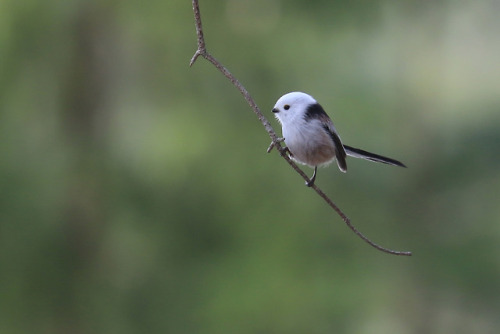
[267,138,286,153]
[189,50,202,67]
[267,142,276,153]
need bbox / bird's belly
[285,134,336,167]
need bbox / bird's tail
[344,145,406,168]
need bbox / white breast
[283,118,336,167]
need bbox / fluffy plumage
[272,92,405,185]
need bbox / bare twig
[189,0,411,256]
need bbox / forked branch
[189,0,411,256]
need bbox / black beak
[272,108,279,113]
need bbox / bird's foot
[305,166,317,187]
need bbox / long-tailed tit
[272,92,406,186]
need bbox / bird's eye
[284,104,290,110]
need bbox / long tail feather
[344,145,406,168]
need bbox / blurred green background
[1,0,500,333]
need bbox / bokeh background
[1,0,500,333]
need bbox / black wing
[304,103,347,172]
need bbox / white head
[272,92,318,126]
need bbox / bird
[272,92,406,186]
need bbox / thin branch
[189,0,411,256]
